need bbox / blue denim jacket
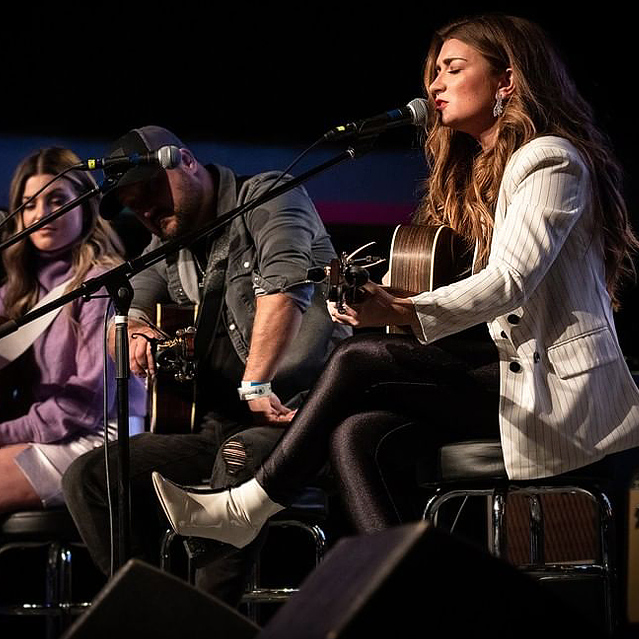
[129,164,350,401]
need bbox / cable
[449,496,469,534]
[101,298,117,577]
[237,135,326,216]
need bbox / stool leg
[491,488,507,559]
[59,544,74,631]
[305,523,327,565]
[45,541,62,639]
[528,495,545,565]
[244,561,260,623]
[159,529,177,573]
[240,519,328,621]
[422,488,444,526]
[592,489,615,636]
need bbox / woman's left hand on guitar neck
[328,281,423,335]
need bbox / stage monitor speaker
[61,559,259,639]
[258,520,601,639]
[62,522,603,639]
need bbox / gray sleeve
[128,237,171,320]
[242,173,328,312]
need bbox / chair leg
[240,519,328,620]
[159,529,178,573]
[528,494,545,565]
[244,561,260,623]
[0,530,94,635]
[159,519,328,622]
[588,487,615,636]
[491,488,507,559]
[44,541,60,639]
[422,488,444,525]
[268,520,327,564]
[59,544,74,632]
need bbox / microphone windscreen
[407,98,429,127]
[157,145,181,169]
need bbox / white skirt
[14,417,145,507]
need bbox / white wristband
[237,381,272,401]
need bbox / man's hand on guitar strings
[126,321,164,378]
[109,318,161,378]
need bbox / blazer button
[509,361,522,373]
[533,352,540,363]
[507,314,520,325]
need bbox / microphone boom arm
[0,143,365,336]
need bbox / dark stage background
[3,2,638,356]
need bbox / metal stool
[241,487,328,614]
[420,440,636,637]
[160,486,328,619]
[0,507,92,638]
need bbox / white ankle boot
[151,473,284,549]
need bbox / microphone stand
[0,137,373,571]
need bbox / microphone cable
[242,98,428,211]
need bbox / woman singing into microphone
[152,14,639,545]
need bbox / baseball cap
[99,125,185,220]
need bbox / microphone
[77,145,182,171]
[323,98,428,141]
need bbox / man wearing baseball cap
[62,125,349,604]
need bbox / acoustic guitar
[386,224,473,334]
[148,304,198,434]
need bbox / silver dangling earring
[493,93,504,118]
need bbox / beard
[157,177,205,241]
[157,209,189,241]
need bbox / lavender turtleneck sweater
[0,251,147,445]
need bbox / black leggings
[256,331,501,533]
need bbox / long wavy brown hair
[1,147,124,320]
[414,14,637,309]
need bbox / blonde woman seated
[0,147,146,513]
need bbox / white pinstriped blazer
[411,136,639,480]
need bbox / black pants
[257,331,501,532]
[62,421,284,606]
